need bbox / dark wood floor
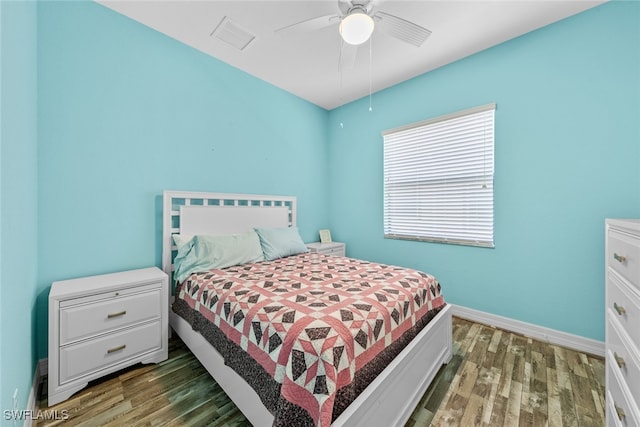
[35,317,605,426]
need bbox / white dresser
[606,219,640,427]
[306,241,346,257]
[48,267,168,406]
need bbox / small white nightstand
[306,242,346,257]
[48,267,168,406]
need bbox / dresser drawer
[607,271,640,348]
[59,320,162,385]
[60,288,162,345]
[607,318,640,406]
[607,363,640,427]
[608,229,640,290]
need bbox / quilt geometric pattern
[177,253,444,427]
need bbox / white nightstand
[48,267,168,406]
[306,242,346,257]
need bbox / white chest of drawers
[606,219,640,427]
[306,241,346,257]
[48,267,168,406]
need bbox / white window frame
[382,103,495,248]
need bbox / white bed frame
[162,190,452,427]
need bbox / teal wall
[1,0,3,413]
[35,1,329,358]
[327,1,640,341]
[0,0,39,421]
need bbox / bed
[162,191,452,427]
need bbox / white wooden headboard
[162,191,297,283]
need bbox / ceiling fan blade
[275,14,340,37]
[373,11,431,47]
[338,40,358,71]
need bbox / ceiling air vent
[211,17,256,51]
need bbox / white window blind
[383,103,495,248]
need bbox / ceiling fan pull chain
[369,36,373,112]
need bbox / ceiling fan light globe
[339,11,375,45]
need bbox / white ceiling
[98,0,606,110]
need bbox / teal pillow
[172,234,193,251]
[173,234,195,273]
[174,231,264,283]
[254,227,308,261]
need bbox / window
[383,103,495,248]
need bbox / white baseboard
[451,304,605,357]
[24,359,47,427]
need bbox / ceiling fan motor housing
[339,0,374,16]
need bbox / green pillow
[174,231,264,283]
[254,227,308,261]
[172,234,193,251]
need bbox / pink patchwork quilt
[172,252,445,426]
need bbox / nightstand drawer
[608,229,640,291]
[607,271,640,349]
[323,246,345,256]
[306,242,346,257]
[59,320,162,385]
[60,287,162,345]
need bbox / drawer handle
[614,352,626,369]
[615,403,626,421]
[107,344,126,354]
[613,253,627,263]
[613,303,626,316]
[107,310,127,319]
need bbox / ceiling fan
[275,0,432,69]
